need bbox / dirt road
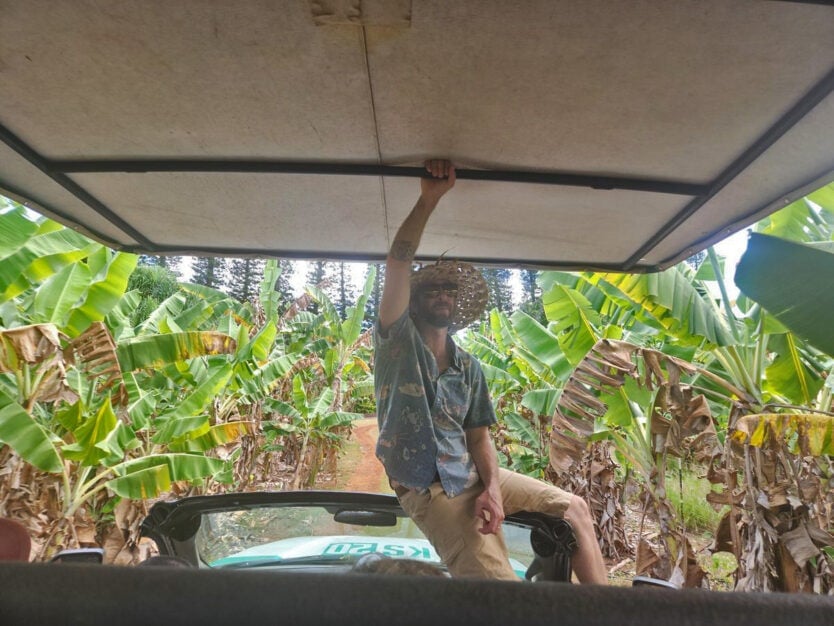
[338,418,391,494]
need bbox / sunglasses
[420,283,458,298]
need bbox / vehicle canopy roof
[1,0,832,271]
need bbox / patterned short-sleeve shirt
[374,311,496,497]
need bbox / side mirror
[50,548,105,564]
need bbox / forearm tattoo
[390,240,416,261]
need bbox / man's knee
[565,494,593,527]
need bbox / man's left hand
[474,484,505,535]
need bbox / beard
[414,302,454,328]
[422,310,453,328]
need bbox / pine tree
[334,262,356,320]
[305,261,328,290]
[519,269,546,324]
[520,269,536,301]
[227,257,265,303]
[482,268,514,314]
[276,259,296,303]
[685,250,707,270]
[305,261,333,314]
[191,257,228,290]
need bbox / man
[373,159,608,583]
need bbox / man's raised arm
[378,160,456,333]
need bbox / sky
[712,229,751,298]
[8,186,750,304]
[289,228,753,302]
[176,228,752,305]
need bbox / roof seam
[360,25,390,251]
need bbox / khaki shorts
[396,468,572,580]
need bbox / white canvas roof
[1,0,832,271]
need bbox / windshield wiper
[215,554,356,569]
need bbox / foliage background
[1,186,832,591]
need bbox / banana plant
[728,413,834,592]
[295,267,377,411]
[1,205,137,338]
[265,374,362,488]
[0,322,238,555]
[548,339,746,585]
[0,208,255,553]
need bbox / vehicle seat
[0,518,31,562]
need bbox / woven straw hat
[410,260,489,330]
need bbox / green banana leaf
[504,411,540,449]
[136,292,188,335]
[117,331,237,371]
[180,282,235,303]
[341,267,376,346]
[247,320,277,363]
[259,260,282,321]
[175,421,257,452]
[123,372,156,430]
[462,334,511,368]
[319,411,361,430]
[106,453,226,498]
[239,354,300,398]
[478,361,519,386]
[306,284,340,325]
[173,297,216,330]
[595,268,735,346]
[151,364,234,442]
[600,377,651,428]
[484,310,508,353]
[61,396,119,466]
[105,290,141,341]
[0,206,39,254]
[32,262,91,326]
[64,251,138,337]
[509,310,572,378]
[1,228,100,300]
[541,283,600,365]
[106,463,171,499]
[96,420,140,466]
[520,389,561,418]
[763,333,823,406]
[736,233,834,357]
[152,414,211,443]
[266,398,303,420]
[292,375,308,412]
[693,257,725,281]
[311,387,336,416]
[55,400,84,432]
[755,184,834,242]
[0,389,62,472]
[324,347,338,378]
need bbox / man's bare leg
[564,495,608,584]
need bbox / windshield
[194,504,536,576]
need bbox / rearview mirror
[333,509,397,527]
